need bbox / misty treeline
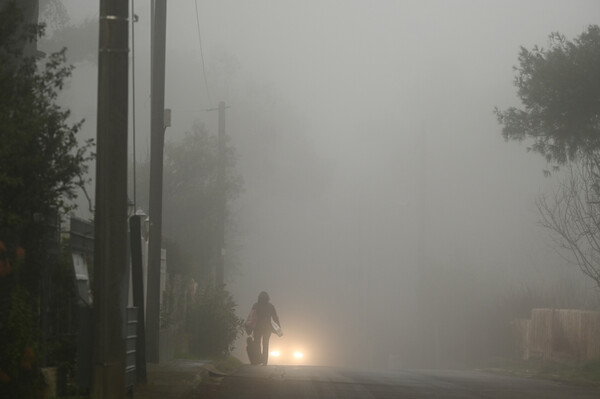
[497,25,600,290]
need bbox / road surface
[201,364,600,398]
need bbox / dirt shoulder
[133,357,242,399]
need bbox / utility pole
[415,126,439,368]
[91,0,129,398]
[207,101,229,287]
[216,101,226,287]
[146,0,167,364]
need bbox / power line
[194,0,211,105]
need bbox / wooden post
[91,0,129,397]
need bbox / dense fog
[49,0,600,368]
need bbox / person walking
[251,291,281,365]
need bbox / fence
[513,308,600,360]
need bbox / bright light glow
[293,351,303,359]
[270,351,280,357]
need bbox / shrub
[186,285,243,357]
[0,282,46,399]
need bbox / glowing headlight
[293,351,303,359]
[270,351,280,357]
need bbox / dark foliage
[0,2,93,249]
[186,285,244,357]
[0,2,92,397]
[496,25,600,165]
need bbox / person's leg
[252,330,262,365]
[262,333,271,365]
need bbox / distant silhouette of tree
[136,122,242,282]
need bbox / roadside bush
[0,280,46,399]
[186,285,243,357]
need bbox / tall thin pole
[92,0,129,398]
[207,102,228,287]
[216,101,226,287]
[146,0,167,363]
[416,126,438,367]
[129,215,147,383]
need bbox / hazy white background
[51,0,600,366]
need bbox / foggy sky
[53,0,600,366]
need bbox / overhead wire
[194,0,212,106]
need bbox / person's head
[258,291,270,304]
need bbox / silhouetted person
[252,291,280,365]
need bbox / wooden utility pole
[146,0,167,363]
[415,126,439,368]
[91,0,129,398]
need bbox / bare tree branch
[537,158,600,288]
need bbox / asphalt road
[205,365,600,399]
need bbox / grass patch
[482,357,600,385]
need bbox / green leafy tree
[0,2,92,396]
[0,3,93,249]
[496,26,600,288]
[496,25,600,165]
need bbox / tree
[0,0,40,56]
[186,284,243,357]
[0,2,92,262]
[136,122,242,281]
[497,26,600,289]
[0,2,92,395]
[496,25,600,165]
[536,162,600,288]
